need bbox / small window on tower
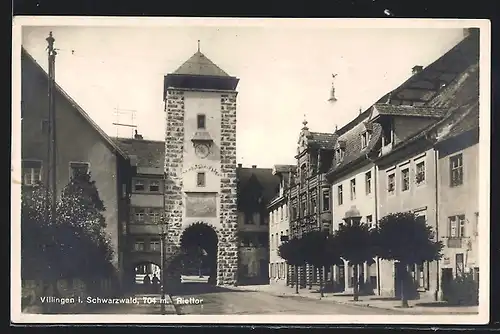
[197,172,206,187]
[197,114,206,129]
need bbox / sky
[21,20,466,168]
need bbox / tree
[278,236,306,294]
[21,184,59,280]
[55,171,115,281]
[333,221,375,301]
[374,212,443,308]
[300,230,341,297]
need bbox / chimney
[412,65,423,75]
[237,163,242,168]
[134,129,143,140]
[252,165,257,168]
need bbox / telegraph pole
[47,31,57,219]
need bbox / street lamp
[158,216,167,315]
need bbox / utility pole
[46,31,57,220]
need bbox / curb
[235,287,478,315]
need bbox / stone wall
[218,92,238,286]
[164,89,185,255]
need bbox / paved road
[171,283,402,315]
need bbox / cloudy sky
[20,19,466,168]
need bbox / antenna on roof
[197,40,200,53]
[112,105,137,138]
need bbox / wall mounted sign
[182,164,221,177]
[186,193,217,218]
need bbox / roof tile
[173,51,230,77]
[113,138,165,169]
[372,104,447,118]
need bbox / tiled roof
[308,132,338,149]
[380,31,479,106]
[428,63,479,109]
[237,167,281,205]
[21,47,128,159]
[173,51,230,77]
[327,120,383,176]
[371,104,447,118]
[438,102,479,141]
[378,61,480,154]
[112,138,165,169]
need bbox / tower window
[197,172,206,187]
[197,114,206,129]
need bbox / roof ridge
[21,47,128,159]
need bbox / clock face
[195,144,210,158]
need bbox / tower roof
[173,51,230,77]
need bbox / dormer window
[381,118,393,146]
[335,148,345,164]
[361,131,371,149]
[335,140,346,164]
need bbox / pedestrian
[152,274,160,293]
[143,274,151,293]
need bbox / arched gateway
[162,48,240,286]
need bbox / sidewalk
[232,284,479,315]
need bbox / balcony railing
[447,237,463,248]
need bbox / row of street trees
[21,171,116,302]
[278,212,443,308]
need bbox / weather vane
[328,73,338,102]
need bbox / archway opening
[133,262,161,293]
[180,223,218,285]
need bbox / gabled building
[325,111,383,295]
[288,120,336,289]
[21,47,131,285]
[371,29,479,300]
[236,164,280,285]
[268,164,296,286]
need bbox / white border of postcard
[11,16,491,325]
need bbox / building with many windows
[326,110,383,295]
[373,29,479,299]
[268,165,296,286]
[112,134,166,288]
[288,120,336,289]
[432,64,480,293]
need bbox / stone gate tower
[163,46,240,286]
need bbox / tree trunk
[353,264,359,301]
[400,264,409,308]
[308,264,313,290]
[295,265,299,294]
[319,266,324,298]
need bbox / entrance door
[441,268,453,300]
